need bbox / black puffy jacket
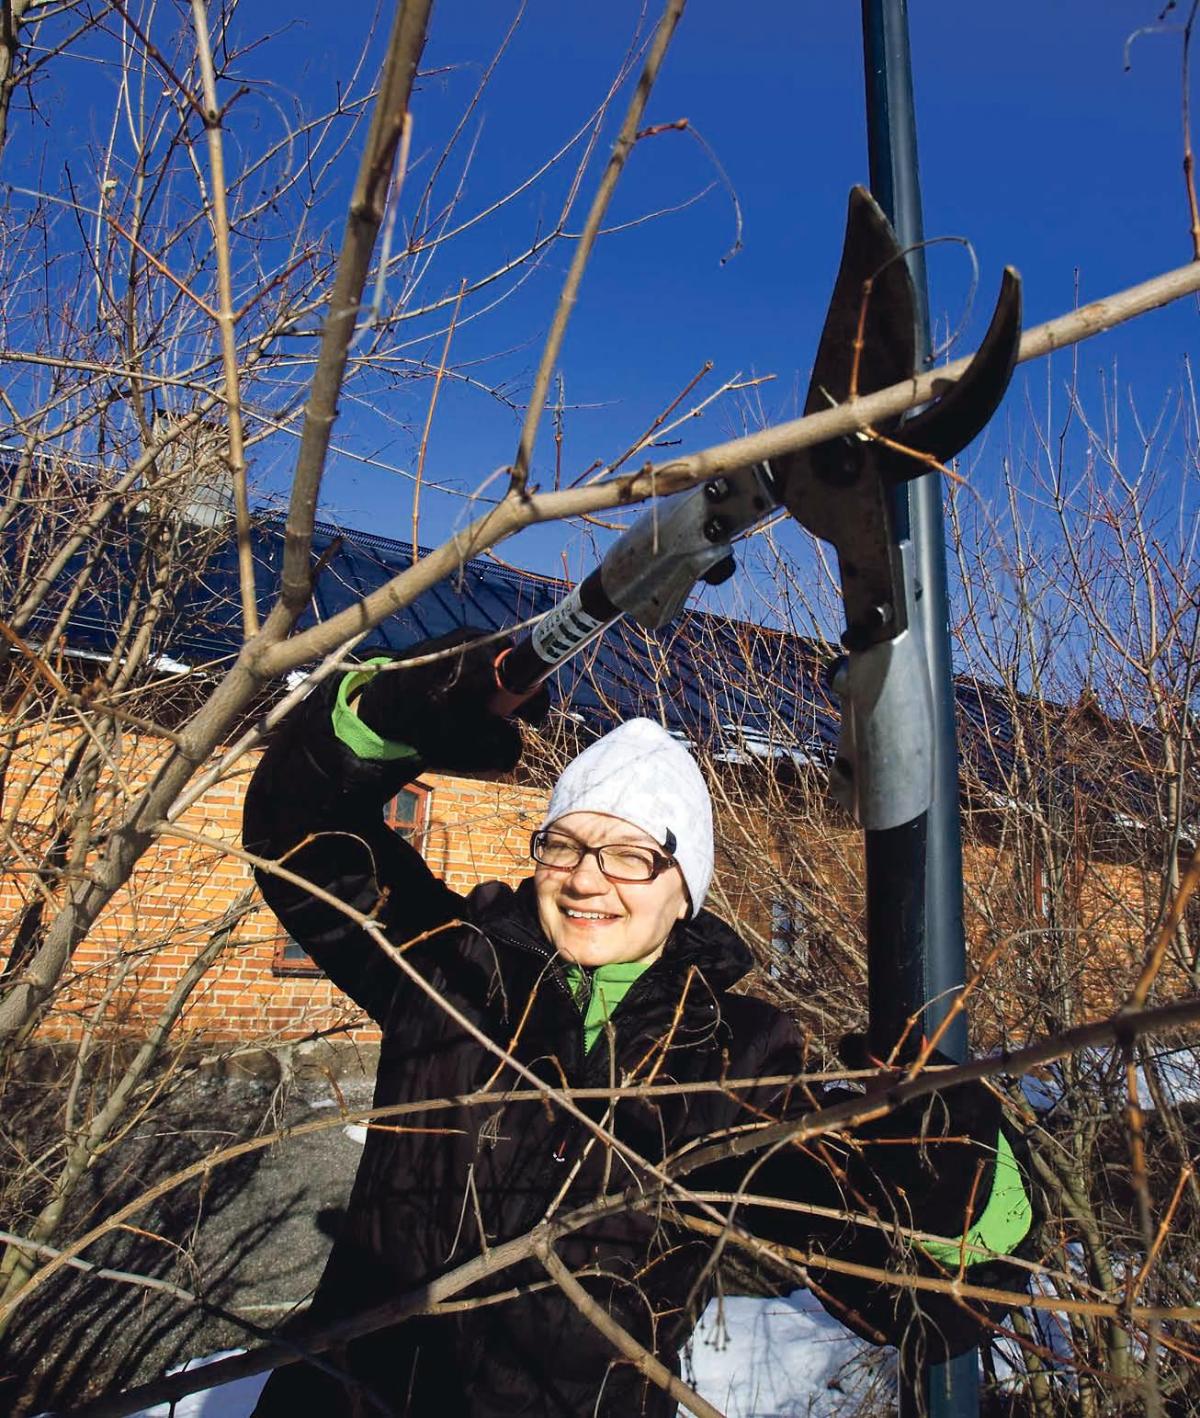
[244,684,1023,1417]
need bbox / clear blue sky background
[39,2,1200,586]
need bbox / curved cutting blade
[888,265,1022,473]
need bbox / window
[1030,854,1052,921]
[273,785,430,976]
[384,785,429,844]
[768,896,808,972]
[770,897,798,952]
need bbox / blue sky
[301,2,1197,571]
[34,2,1200,587]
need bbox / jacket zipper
[488,923,588,1059]
[488,926,592,1169]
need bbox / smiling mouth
[562,908,621,922]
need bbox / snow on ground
[1020,1044,1200,1114]
[686,1291,887,1417]
[104,1352,266,1417]
[115,1292,882,1417]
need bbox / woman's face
[533,811,690,968]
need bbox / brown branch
[508,0,688,494]
[411,274,464,561]
[105,214,218,320]
[679,1213,1200,1325]
[189,0,256,636]
[865,425,968,486]
[670,991,1200,1182]
[270,0,433,628]
[1128,1164,1192,1304]
[536,1240,726,1418]
[602,359,714,477]
[53,1197,626,1418]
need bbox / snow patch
[88,1351,265,1418]
[1021,1045,1200,1115]
[105,1292,886,1418]
[688,1289,889,1416]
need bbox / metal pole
[860,2,977,1415]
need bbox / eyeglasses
[529,829,676,884]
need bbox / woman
[244,630,1030,1417]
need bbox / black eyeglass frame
[529,828,677,884]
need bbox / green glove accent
[566,960,653,1053]
[331,660,421,763]
[918,1128,1033,1267]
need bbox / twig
[536,1240,726,1418]
[104,213,217,319]
[847,273,873,401]
[1127,1164,1192,1303]
[106,0,204,117]
[1121,1041,1164,1416]
[366,110,413,323]
[865,425,969,486]
[1182,1,1200,257]
[0,1228,199,1306]
[603,360,713,477]
[508,0,688,494]
[956,1161,987,1283]
[910,932,1014,1073]
[680,121,743,265]
[190,0,257,636]
[411,277,465,562]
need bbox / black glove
[834,1033,1005,1235]
[817,1035,1034,1360]
[354,627,550,775]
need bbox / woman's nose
[566,848,607,889]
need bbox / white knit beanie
[540,718,714,916]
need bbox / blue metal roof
[17,513,1165,829]
[22,515,841,749]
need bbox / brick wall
[0,722,551,1045]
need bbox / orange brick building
[2,713,1175,1053]
[3,520,1181,1051]
[0,714,559,1044]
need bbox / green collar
[565,960,654,1053]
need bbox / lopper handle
[489,644,551,719]
[487,570,621,719]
